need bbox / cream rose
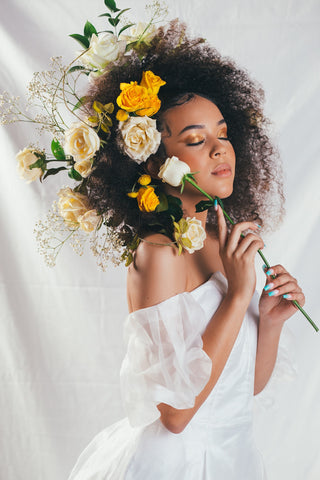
[118,116,161,163]
[120,22,157,45]
[80,33,126,70]
[79,209,101,233]
[57,187,90,225]
[64,122,100,162]
[158,156,191,187]
[74,159,93,178]
[181,217,206,253]
[16,148,43,183]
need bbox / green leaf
[73,96,89,111]
[68,168,83,181]
[68,65,86,74]
[156,192,169,212]
[51,139,66,160]
[115,8,131,21]
[108,17,120,27]
[29,158,46,170]
[84,20,97,38]
[43,167,67,180]
[118,23,135,36]
[104,0,119,12]
[99,13,112,18]
[69,34,90,49]
[195,200,215,212]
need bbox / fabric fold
[120,292,213,427]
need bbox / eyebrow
[178,118,226,136]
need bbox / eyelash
[187,137,230,146]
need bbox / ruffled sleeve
[120,292,212,428]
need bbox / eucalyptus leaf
[195,200,214,212]
[43,167,67,180]
[99,13,112,18]
[51,139,66,160]
[68,168,83,181]
[69,34,90,49]
[84,20,97,38]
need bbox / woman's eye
[186,139,205,146]
[218,136,230,141]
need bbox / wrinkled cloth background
[0,0,319,479]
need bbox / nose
[209,138,226,158]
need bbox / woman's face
[160,94,236,199]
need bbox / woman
[66,19,305,479]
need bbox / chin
[212,184,234,199]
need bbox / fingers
[227,222,262,254]
[262,265,306,306]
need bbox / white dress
[68,271,267,479]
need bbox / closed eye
[186,139,205,146]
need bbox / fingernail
[264,283,274,291]
[214,198,218,211]
[262,264,268,272]
[266,269,274,275]
[283,294,292,299]
[264,244,266,248]
[268,289,279,297]
[254,223,261,229]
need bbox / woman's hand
[259,264,305,326]
[217,205,264,303]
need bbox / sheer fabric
[68,272,267,479]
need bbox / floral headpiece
[0,0,316,330]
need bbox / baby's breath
[90,223,125,270]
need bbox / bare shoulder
[127,233,187,312]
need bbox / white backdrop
[0,0,319,479]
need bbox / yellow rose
[138,174,151,186]
[57,187,90,225]
[140,71,166,95]
[116,82,161,117]
[137,186,160,212]
[135,93,161,117]
[117,82,149,113]
[116,109,129,122]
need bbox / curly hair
[86,20,284,245]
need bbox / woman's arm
[254,264,305,394]
[128,207,264,433]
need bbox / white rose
[79,209,101,233]
[64,122,100,162]
[16,148,43,183]
[57,187,90,225]
[181,217,206,253]
[74,159,93,178]
[158,156,190,187]
[80,33,126,70]
[120,22,157,45]
[119,116,161,163]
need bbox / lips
[211,163,232,177]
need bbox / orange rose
[117,82,149,113]
[140,71,166,94]
[137,186,160,212]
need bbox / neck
[164,186,208,227]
